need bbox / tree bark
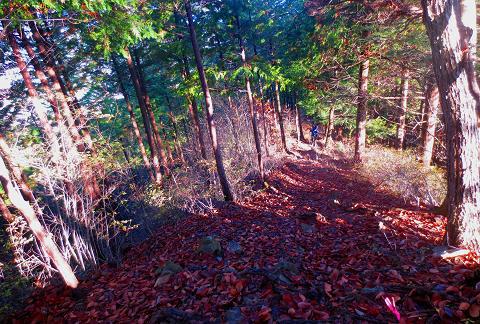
[422,0,480,252]
[354,58,370,161]
[324,107,335,148]
[236,14,265,182]
[0,142,78,288]
[258,78,270,157]
[4,23,61,160]
[111,57,155,182]
[396,69,410,150]
[421,82,440,166]
[30,22,94,152]
[185,0,233,201]
[274,82,288,153]
[124,48,162,185]
[132,49,170,173]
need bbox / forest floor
[16,147,480,323]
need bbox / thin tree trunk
[185,0,233,201]
[235,14,264,182]
[132,49,170,173]
[111,57,155,182]
[324,107,335,148]
[422,0,480,252]
[18,27,63,126]
[165,95,186,164]
[188,99,208,160]
[396,69,410,150]
[4,23,61,160]
[421,82,440,166]
[258,77,270,157]
[274,82,288,153]
[124,48,162,185]
[0,143,78,288]
[31,22,94,152]
[354,57,370,162]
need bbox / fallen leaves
[13,159,480,323]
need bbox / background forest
[0,0,479,322]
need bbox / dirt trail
[18,157,480,323]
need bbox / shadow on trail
[16,158,469,323]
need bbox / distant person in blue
[310,124,319,147]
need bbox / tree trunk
[354,58,370,162]
[165,95,186,164]
[421,82,440,166]
[4,23,61,160]
[396,69,410,150]
[324,107,335,148]
[0,143,78,288]
[258,78,270,157]
[236,15,265,182]
[185,0,233,201]
[188,99,208,160]
[18,27,63,126]
[422,0,480,252]
[274,82,288,153]
[132,50,170,173]
[31,22,94,152]
[124,48,162,185]
[111,57,155,182]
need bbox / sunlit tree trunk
[133,49,170,173]
[185,0,234,201]
[0,141,78,288]
[30,22,94,152]
[124,48,162,185]
[324,107,335,148]
[354,57,370,161]
[4,23,61,161]
[422,0,480,252]
[112,57,155,182]
[421,82,440,166]
[236,15,265,182]
[258,78,270,157]
[274,82,288,153]
[165,94,186,164]
[396,69,409,150]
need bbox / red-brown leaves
[14,160,480,323]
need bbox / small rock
[275,260,299,274]
[226,241,242,254]
[154,274,171,287]
[198,236,222,256]
[155,261,182,276]
[225,307,243,324]
[301,223,316,233]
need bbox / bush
[358,146,446,206]
[366,117,396,143]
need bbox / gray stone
[198,236,222,256]
[225,307,243,324]
[226,240,242,254]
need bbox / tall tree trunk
[4,23,61,161]
[0,142,78,288]
[258,78,270,157]
[274,82,288,153]
[396,69,410,150]
[132,49,170,173]
[421,82,440,166]
[235,15,264,182]
[124,48,162,185]
[324,107,335,148]
[30,22,94,152]
[185,0,233,201]
[354,57,370,161]
[422,0,480,252]
[18,27,63,126]
[188,99,208,160]
[165,95,186,164]
[111,57,155,182]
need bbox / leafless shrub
[359,145,446,206]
